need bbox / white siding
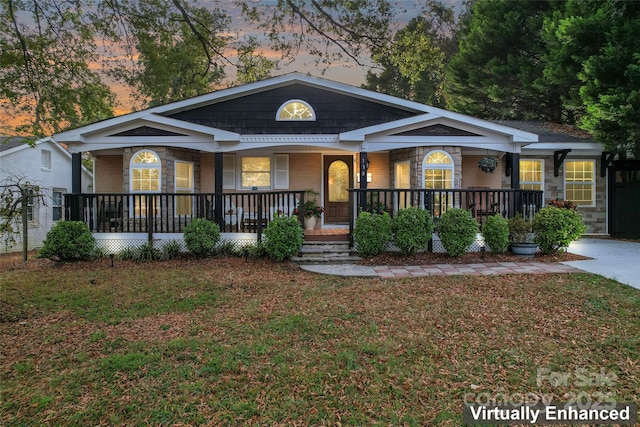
[0,139,92,252]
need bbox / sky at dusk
[3,1,463,128]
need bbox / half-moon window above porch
[133,151,160,164]
[276,100,316,121]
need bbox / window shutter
[223,154,236,189]
[273,154,289,189]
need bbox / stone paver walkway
[301,261,582,278]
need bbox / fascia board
[521,142,604,151]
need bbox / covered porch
[65,188,542,247]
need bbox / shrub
[263,215,304,261]
[354,212,392,257]
[391,207,434,255]
[508,213,534,244]
[438,208,478,257]
[238,242,266,259]
[482,214,509,254]
[533,206,586,254]
[159,240,182,260]
[39,221,96,261]
[183,218,221,258]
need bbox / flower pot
[511,243,538,258]
[304,216,317,230]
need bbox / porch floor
[304,227,349,242]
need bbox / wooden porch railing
[65,191,307,241]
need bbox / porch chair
[98,200,123,231]
[223,197,243,232]
[466,188,499,219]
[269,194,300,220]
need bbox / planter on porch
[304,216,317,230]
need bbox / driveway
[564,238,640,290]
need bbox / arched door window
[130,150,161,217]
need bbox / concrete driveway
[564,238,640,290]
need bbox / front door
[324,155,353,224]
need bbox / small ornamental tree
[354,212,392,257]
[482,214,509,254]
[438,208,478,257]
[183,218,221,258]
[39,221,96,261]
[533,206,586,255]
[263,215,304,261]
[391,206,434,255]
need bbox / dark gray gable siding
[393,124,481,137]
[109,126,188,137]
[166,84,419,134]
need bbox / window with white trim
[52,189,64,221]
[565,160,595,206]
[241,156,272,189]
[422,150,454,216]
[276,99,316,121]
[25,186,39,222]
[422,150,453,189]
[41,150,51,170]
[130,150,161,217]
[175,161,193,216]
[519,159,544,192]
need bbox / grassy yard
[1,256,639,425]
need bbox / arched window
[422,150,454,189]
[422,150,454,216]
[130,150,161,216]
[276,99,316,121]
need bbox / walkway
[301,238,640,290]
[301,261,582,278]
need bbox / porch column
[70,153,82,220]
[510,153,521,217]
[359,152,369,211]
[214,152,224,228]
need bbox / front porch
[65,188,542,250]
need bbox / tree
[446,0,566,121]
[0,174,46,260]
[363,0,459,106]
[0,0,116,137]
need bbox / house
[0,137,93,252]
[52,73,609,250]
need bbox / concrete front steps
[292,241,362,264]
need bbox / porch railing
[349,188,543,240]
[65,191,306,241]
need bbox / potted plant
[478,156,498,173]
[294,199,325,229]
[508,213,538,257]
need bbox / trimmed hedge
[482,214,509,254]
[533,206,586,254]
[438,208,478,257]
[263,215,304,261]
[354,212,392,257]
[183,218,221,258]
[39,221,97,261]
[392,207,434,255]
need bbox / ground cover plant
[1,254,639,425]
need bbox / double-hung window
[175,161,194,216]
[565,160,595,206]
[52,189,64,221]
[519,160,544,192]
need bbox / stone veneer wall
[122,147,202,193]
[389,147,462,189]
[504,155,607,234]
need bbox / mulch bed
[358,250,590,266]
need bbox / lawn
[1,256,639,425]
